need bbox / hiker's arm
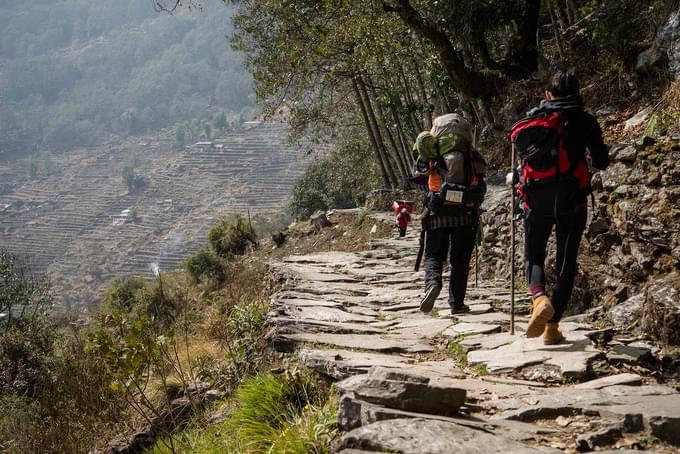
[587,115,609,170]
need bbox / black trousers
[523,205,587,322]
[423,224,476,308]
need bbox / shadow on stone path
[266,210,680,453]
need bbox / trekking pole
[475,244,479,288]
[510,145,516,335]
[473,125,479,290]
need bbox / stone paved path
[267,210,680,453]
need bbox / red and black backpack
[510,112,591,213]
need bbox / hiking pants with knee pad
[523,206,587,322]
[423,225,476,308]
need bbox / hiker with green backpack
[509,69,609,344]
[413,114,487,315]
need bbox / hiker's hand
[505,172,514,186]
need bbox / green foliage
[0,249,54,397]
[0,1,254,152]
[119,163,146,193]
[475,364,489,376]
[203,295,268,387]
[0,321,55,398]
[151,370,337,453]
[100,276,177,331]
[0,250,121,452]
[183,247,226,286]
[447,338,468,367]
[289,132,379,219]
[213,111,228,130]
[0,395,32,453]
[207,215,258,257]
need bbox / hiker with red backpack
[509,69,609,344]
[413,114,487,316]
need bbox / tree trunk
[392,94,418,143]
[356,75,399,187]
[396,63,424,132]
[393,111,415,167]
[366,76,411,185]
[554,0,570,28]
[411,61,433,129]
[475,32,502,70]
[511,0,541,73]
[352,78,392,188]
[549,6,566,60]
[564,0,577,25]
[437,87,457,113]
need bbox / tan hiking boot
[543,322,566,345]
[526,295,555,338]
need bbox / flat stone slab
[281,252,360,263]
[443,322,502,336]
[433,300,493,312]
[388,317,454,337]
[336,367,466,420]
[494,385,680,446]
[299,349,424,380]
[299,348,468,381]
[336,395,559,441]
[334,418,559,453]
[268,317,384,335]
[283,305,375,323]
[381,301,420,312]
[574,373,643,389]
[281,332,434,353]
[275,297,343,308]
[468,331,601,378]
[460,333,517,351]
[607,344,653,363]
[452,312,511,324]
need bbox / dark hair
[547,69,580,97]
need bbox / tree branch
[382,0,497,101]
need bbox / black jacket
[526,94,609,170]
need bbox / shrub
[208,215,258,257]
[0,250,122,453]
[289,133,379,220]
[0,249,54,397]
[119,163,147,193]
[0,321,55,398]
[183,247,225,285]
[101,276,176,328]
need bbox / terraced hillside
[0,123,315,308]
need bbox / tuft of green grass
[637,433,659,447]
[475,364,489,376]
[356,209,368,226]
[430,308,440,318]
[150,370,337,454]
[559,374,577,385]
[447,339,468,367]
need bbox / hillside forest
[0,0,255,155]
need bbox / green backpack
[414,113,472,162]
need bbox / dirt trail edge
[266,184,680,453]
